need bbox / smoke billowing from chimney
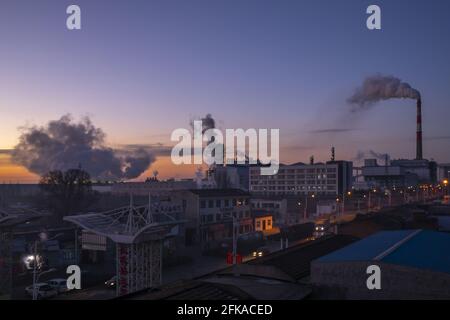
[12,115,154,180]
[348,74,420,111]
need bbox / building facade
[438,163,450,182]
[173,189,253,250]
[361,159,419,189]
[249,161,353,197]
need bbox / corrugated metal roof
[315,230,450,275]
[316,230,416,262]
[382,230,450,274]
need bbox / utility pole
[232,215,238,265]
[303,195,308,221]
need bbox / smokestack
[416,98,423,160]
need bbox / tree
[39,169,98,221]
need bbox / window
[256,221,261,228]
[208,200,214,208]
[216,199,221,207]
[232,199,237,206]
[225,199,230,207]
[200,200,206,209]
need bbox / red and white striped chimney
[416,98,423,160]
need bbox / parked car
[47,278,70,293]
[252,246,270,258]
[25,283,58,299]
[104,276,117,289]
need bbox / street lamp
[32,232,63,300]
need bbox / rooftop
[188,189,251,198]
[315,230,450,275]
[248,234,358,280]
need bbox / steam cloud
[12,115,154,180]
[200,114,215,133]
[190,113,216,133]
[348,75,420,111]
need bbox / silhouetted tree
[39,169,98,222]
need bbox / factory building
[390,159,437,183]
[311,230,450,299]
[361,158,438,189]
[361,159,419,189]
[249,160,353,197]
[438,163,450,182]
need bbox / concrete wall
[311,261,450,299]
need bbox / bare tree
[39,169,98,222]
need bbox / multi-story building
[173,189,253,250]
[249,160,353,197]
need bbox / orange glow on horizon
[0,153,203,183]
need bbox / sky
[1,0,450,182]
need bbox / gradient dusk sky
[1,0,450,182]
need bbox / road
[41,237,312,300]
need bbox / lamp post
[303,194,315,221]
[343,191,351,216]
[32,232,63,300]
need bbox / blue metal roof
[315,230,450,275]
[316,230,416,262]
[382,230,450,274]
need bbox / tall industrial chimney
[416,98,423,160]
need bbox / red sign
[226,252,242,264]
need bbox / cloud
[11,115,156,180]
[309,128,358,134]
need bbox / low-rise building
[111,179,196,196]
[173,189,253,250]
[311,230,450,299]
[252,210,273,233]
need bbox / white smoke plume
[190,113,216,133]
[348,74,420,111]
[12,115,154,180]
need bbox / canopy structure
[64,199,185,244]
[0,206,49,228]
[64,197,185,296]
